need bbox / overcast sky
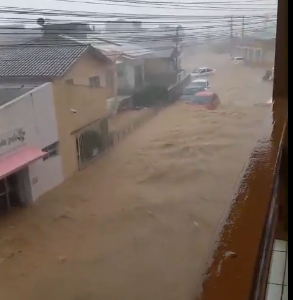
[0,0,278,28]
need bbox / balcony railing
[196,0,288,299]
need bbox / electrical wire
[0,2,277,55]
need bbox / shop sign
[0,128,26,156]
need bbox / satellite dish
[37,18,45,27]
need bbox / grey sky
[1,0,278,28]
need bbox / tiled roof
[101,50,122,62]
[0,44,88,78]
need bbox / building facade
[234,26,276,68]
[0,83,63,210]
[0,43,115,180]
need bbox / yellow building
[0,43,116,178]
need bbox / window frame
[89,76,101,88]
[42,142,59,161]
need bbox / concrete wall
[145,57,172,74]
[0,83,63,201]
[237,46,275,68]
[144,58,177,87]
[234,38,275,68]
[52,83,111,178]
[144,57,177,87]
[117,58,145,95]
[117,62,135,91]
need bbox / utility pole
[230,15,233,39]
[242,16,245,38]
[175,26,179,74]
[230,16,233,57]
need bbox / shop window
[42,142,59,161]
[89,76,100,88]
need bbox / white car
[190,79,211,90]
[231,57,245,64]
[191,67,216,78]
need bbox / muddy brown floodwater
[0,53,273,300]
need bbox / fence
[76,74,191,169]
[75,117,109,170]
[107,74,191,149]
[108,108,158,148]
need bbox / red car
[185,91,220,110]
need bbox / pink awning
[0,146,46,180]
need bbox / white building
[0,83,64,211]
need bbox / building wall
[144,57,177,87]
[117,62,135,91]
[145,57,171,74]
[61,51,117,95]
[236,38,275,68]
[117,58,145,94]
[0,83,63,201]
[52,83,111,178]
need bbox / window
[66,79,74,85]
[42,142,59,161]
[89,76,100,88]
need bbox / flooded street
[0,52,273,300]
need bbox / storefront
[0,83,64,213]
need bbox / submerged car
[263,67,274,81]
[191,67,216,79]
[180,85,205,101]
[231,56,245,65]
[185,91,220,110]
[190,79,210,90]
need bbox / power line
[0,5,277,20]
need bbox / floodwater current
[0,52,273,300]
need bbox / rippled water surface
[0,53,273,300]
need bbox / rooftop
[0,26,42,46]
[0,44,91,78]
[0,85,35,107]
[57,33,153,59]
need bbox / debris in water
[54,214,72,221]
[147,211,156,218]
[58,256,66,263]
[225,251,237,259]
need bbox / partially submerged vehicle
[180,79,210,101]
[263,67,274,81]
[185,91,220,110]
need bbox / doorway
[0,167,32,214]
